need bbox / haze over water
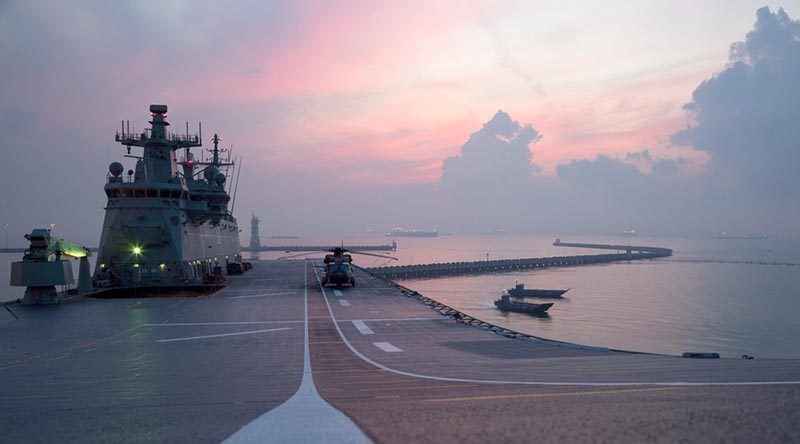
[393,235,800,358]
[3,233,798,358]
[261,234,798,358]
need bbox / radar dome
[109,162,124,177]
[214,172,226,185]
[204,166,219,181]
[149,104,168,114]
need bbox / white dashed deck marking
[339,299,351,307]
[373,342,403,352]
[333,289,344,297]
[352,320,374,335]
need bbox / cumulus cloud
[440,110,541,194]
[556,155,648,192]
[671,6,800,197]
[651,158,680,176]
[625,149,652,162]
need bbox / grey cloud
[625,149,651,162]
[651,158,679,176]
[671,6,800,197]
[556,155,647,192]
[440,110,541,194]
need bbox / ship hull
[93,203,240,287]
[385,232,439,237]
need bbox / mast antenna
[226,158,236,194]
[231,156,243,214]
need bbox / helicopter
[279,246,397,289]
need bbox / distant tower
[249,213,261,249]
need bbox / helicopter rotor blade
[278,251,327,260]
[348,250,399,260]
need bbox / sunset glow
[2,1,798,238]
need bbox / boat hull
[507,288,568,298]
[494,299,553,314]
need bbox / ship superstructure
[93,104,241,287]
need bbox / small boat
[507,282,568,299]
[494,294,553,314]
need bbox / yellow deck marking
[0,324,144,366]
[424,386,681,402]
[361,384,478,392]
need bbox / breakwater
[367,242,672,279]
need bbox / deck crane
[9,229,92,305]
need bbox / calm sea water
[3,233,799,358]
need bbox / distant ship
[94,105,242,288]
[385,227,439,237]
[621,228,637,237]
[715,232,768,240]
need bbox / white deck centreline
[224,261,371,444]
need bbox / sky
[0,1,798,244]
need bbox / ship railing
[116,129,201,146]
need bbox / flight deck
[1,260,799,443]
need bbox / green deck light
[131,245,143,256]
